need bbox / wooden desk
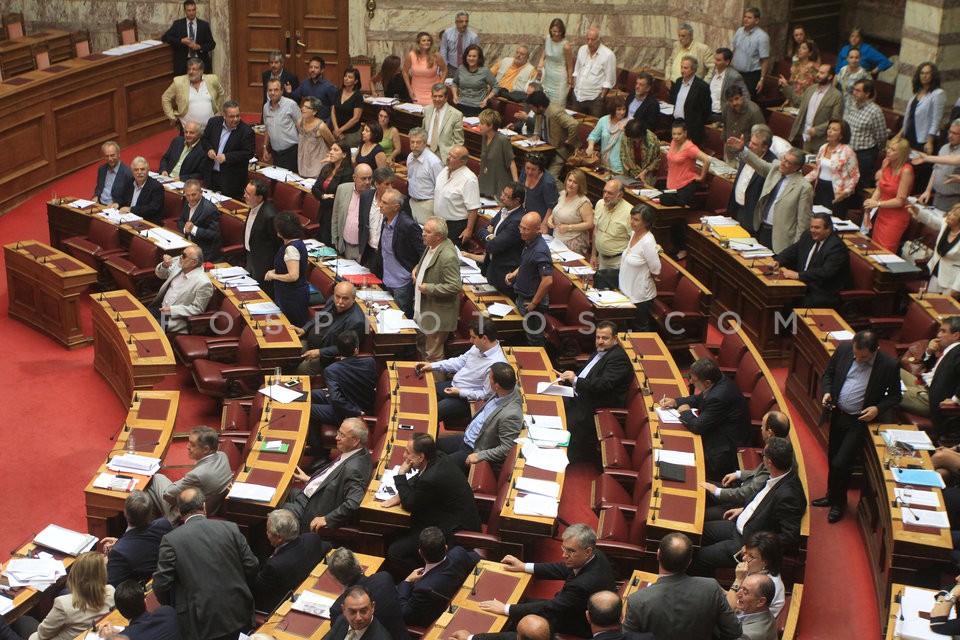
[91,290,176,404]
[462,284,525,338]
[910,292,960,324]
[685,224,805,365]
[0,29,72,78]
[619,570,660,599]
[884,583,940,640]
[785,309,854,450]
[858,425,952,629]
[83,391,178,538]
[4,240,97,348]
[4,539,79,621]
[843,235,923,314]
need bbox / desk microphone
[631,576,639,587]
[108,422,131,441]
[893,496,921,521]
[105,441,161,462]
[128,333,151,353]
[9,532,37,557]
[264,412,287,434]
[471,565,482,596]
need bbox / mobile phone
[283,379,299,388]
[398,423,414,430]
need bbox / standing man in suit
[727,135,813,253]
[784,64,844,153]
[161,58,224,133]
[559,321,634,464]
[97,580,181,640]
[623,532,741,640]
[526,90,580,177]
[424,83,465,161]
[241,179,282,291]
[204,101,255,200]
[149,245,215,334]
[412,217,463,361]
[284,418,373,534]
[148,425,232,520]
[253,509,330,612]
[262,50,299,104]
[374,188,424,318]
[331,163,374,260]
[773,212,851,308]
[161,0,216,76]
[728,125,775,235]
[322,586,391,640]
[177,179,222,260]
[438,362,523,471]
[707,48,749,122]
[160,121,209,182]
[296,281,366,375]
[309,332,377,442]
[735,574,778,640]
[327,550,409,640]
[626,72,660,133]
[691,437,807,574]
[463,183,525,296]
[478,523,616,638]
[668,56,711,147]
[382,434,482,571]
[398,527,480,627]
[816,329,902,522]
[118,157,165,223]
[660,358,752,479]
[101,491,172,586]
[93,141,132,206]
[153,489,259,640]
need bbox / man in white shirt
[707,47,749,121]
[241,179,281,289]
[149,244,215,334]
[262,79,302,172]
[572,27,617,117]
[405,127,443,224]
[433,146,481,247]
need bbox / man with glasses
[150,244,214,333]
[589,178,632,287]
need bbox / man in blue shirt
[506,211,553,346]
[291,56,337,124]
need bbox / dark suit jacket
[729,149,776,233]
[775,230,850,308]
[262,68,300,104]
[161,17,216,75]
[246,202,283,284]
[928,346,960,432]
[822,342,902,421]
[322,616,391,640]
[330,572,410,640]
[153,516,259,640]
[202,116,255,200]
[668,76,711,146]
[323,356,377,419]
[373,212,426,280]
[107,517,173,586]
[676,376,752,467]
[159,137,211,182]
[178,197,222,260]
[303,301,367,360]
[118,177,166,223]
[627,92,661,133]
[124,605,182,640]
[94,161,133,204]
[397,546,480,627]
[482,206,525,290]
[292,447,372,530]
[509,551,616,637]
[356,188,376,266]
[740,469,807,551]
[253,533,330,612]
[395,453,482,536]
[622,573,741,640]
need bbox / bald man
[296,281,366,376]
[452,614,552,640]
[572,27,617,116]
[332,163,374,260]
[505,211,553,346]
[433,145,481,247]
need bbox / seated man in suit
[905,318,960,448]
[690,437,807,575]
[437,362,523,472]
[159,120,210,182]
[462,182,526,296]
[177,179,222,260]
[623,532,741,639]
[772,212,851,309]
[478,523,616,638]
[323,586,391,640]
[96,579,181,640]
[148,425,233,520]
[398,527,480,627]
[309,331,377,447]
[559,321,634,465]
[327,548,409,640]
[100,491,172,586]
[93,140,132,206]
[728,124,775,235]
[296,281,366,376]
[117,157,165,223]
[659,357,752,480]
[285,417,372,534]
[253,509,330,612]
[382,434,482,572]
[149,245,215,334]
[735,574,778,640]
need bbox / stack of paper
[201,190,232,203]
[637,188,662,199]
[883,429,935,451]
[140,227,192,250]
[92,473,137,492]
[357,290,395,302]
[586,291,632,307]
[84,626,125,640]
[702,215,740,227]
[515,139,542,148]
[515,477,561,499]
[499,128,518,137]
[528,426,570,447]
[654,407,683,424]
[900,507,949,528]
[228,482,276,502]
[459,254,481,273]
[895,487,940,507]
[898,586,953,640]
[535,381,574,397]
[486,302,515,318]
[658,101,674,115]
[107,454,161,476]
[291,590,336,617]
[521,443,569,472]
[4,558,67,589]
[246,301,283,315]
[378,309,419,333]
[462,273,489,285]
[365,97,399,106]
[513,493,559,517]
[566,266,596,276]
[68,199,98,209]
[553,249,586,262]
[34,524,98,556]
[259,384,304,404]
[463,117,481,126]
[871,254,907,265]
[523,415,563,429]
[211,266,249,279]
[394,103,425,114]
[655,449,696,466]
[259,166,299,182]
[828,330,855,341]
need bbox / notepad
[259,384,303,404]
[655,449,696,466]
[528,426,570,446]
[524,414,563,430]
[291,590,336,618]
[892,468,946,488]
[227,482,276,502]
[654,407,684,424]
[34,524,98,556]
[515,477,561,499]
[901,507,949,529]
[260,440,289,453]
[486,302,515,318]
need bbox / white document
[637,189,662,199]
[33,525,98,556]
[655,449,696,466]
[92,473,136,492]
[245,302,283,315]
[378,309,419,333]
[812,205,833,215]
[702,215,740,227]
[259,166,297,182]
[827,330,855,341]
[291,590,336,618]
[498,128,518,137]
[5,558,67,588]
[901,507,949,529]
[513,494,559,518]
[528,426,570,446]
[107,454,161,476]
[552,250,586,262]
[521,443,569,472]
[201,190,232,203]
[566,266,596,276]
[68,199,97,208]
[536,381,575,397]
[0,595,13,616]
[654,407,684,424]
[458,254,482,273]
[871,254,907,265]
[211,266,249,280]
[883,429,935,450]
[486,302,515,318]
[899,587,955,640]
[228,482,276,502]
[236,285,261,292]
[524,414,563,430]
[586,291,632,307]
[832,217,860,232]
[462,273,489,284]
[515,477,561,498]
[463,116,481,125]
[357,290,395,302]
[895,488,940,508]
[259,384,303,404]
[394,103,425,115]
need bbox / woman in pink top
[662,120,711,258]
[403,32,446,106]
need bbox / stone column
[897,0,959,121]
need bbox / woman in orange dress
[864,137,914,252]
[403,32,446,106]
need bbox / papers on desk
[882,429,935,451]
[245,301,283,315]
[291,590,336,618]
[459,254,481,274]
[779,106,800,116]
[827,330,855,341]
[365,96,400,106]
[901,507,949,529]
[33,524,98,556]
[140,227,192,250]
[107,454,161,476]
[832,217,860,232]
[0,595,12,616]
[708,160,737,178]
[702,215,740,227]
[462,273,489,285]
[472,284,498,293]
[68,198,97,209]
[892,468,946,488]
[378,309,419,333]
[201,189,232,203]
[658,101,674,115]
[524,414,563,430]
[357,289,395,302]
[260,384,304,404]
[258,165,301,182]
[228,482,276,503]
[586,290,632,307]
[536,380,574,397]
[728,238,769,255]
[4,558,67,589]
[515,138,543,148]
[165,180,186,190]
[565,266,596,276]
[211,266,249,281]
[896,487,941,508]
[325,259,372,276]
[85,627,125,640]
[227,276,261,288]
[376,465,419,500]
[655,407,684,424]
[394,102,425,114]
[478,196,499,209]
[463,116,481,126]
[97,209,143,224]
[513,494,559,518]
[634,188,661,199]
[655,449,696,466]
[552,249,586,262]
[870,253,907,265]
[102,40,162,56]
[515,477,561,499]
[527,426,570,447]
[486,302,515,318]
[521,442,569,472]
[499,127,519,137]
[896,586,954,640]
[92,472,136,492]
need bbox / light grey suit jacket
[716,461,770,506]
[739,610,778,640]
[744,150,814,253]
[422,103,464,159]
[331,181,360,254]
[152,450,233,518]
[473,388,523,464]
[784,84,845,152]
[153,261,215,333]
[297,447,372,529]
[623,573,742,640]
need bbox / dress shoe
[828,507,844,523]
[812,497,830,508]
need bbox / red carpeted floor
[0,128,878,638]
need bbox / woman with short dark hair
[266,211,309,326]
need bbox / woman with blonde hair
[864,137,914,252]
[546,168,594,255]
[403,31,446,106]
[30,552,114,640]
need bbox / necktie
[761,176,786,224]
[345,629,360,640]
[803,241,821,270]
[456,32,464,67]
[188,21,195,40]
[430,110,441,153]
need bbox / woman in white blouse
[909,202,960,296]
[619,204,661,331]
